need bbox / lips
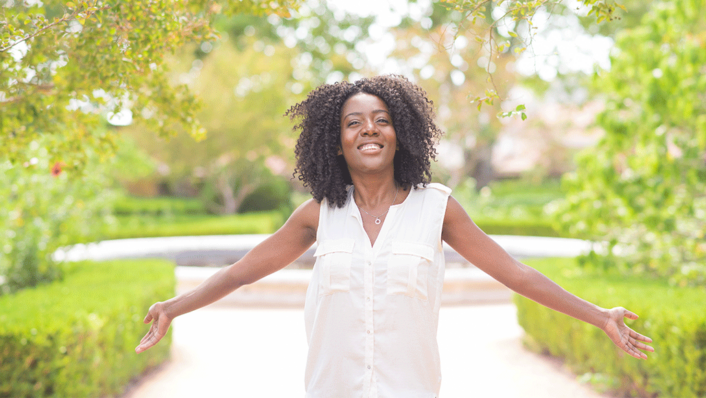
[358,143,383,152]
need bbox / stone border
[54,234,592,306]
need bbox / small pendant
[374,218,381,225]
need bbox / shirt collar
[345,185,361,221]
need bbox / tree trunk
[464,142,495,190]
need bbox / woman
[136,75,653,397]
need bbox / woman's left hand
[602,307,654,359]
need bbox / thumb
[144,312,153,324]
[623,309,639,320]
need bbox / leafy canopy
[553,0,706,286]
[0,0,299,171]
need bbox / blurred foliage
[386,6,514,188]
[515,258,706,397]
[238,176,293,214]
[552,0,706,286]
[0,134,119,294]
[0,0,300,171]
[0,259,174,398]
[124,6,373,212]
[112,195,206,216]
[454,178,567,236]
[441,0,628,111]
[102,211,285,240]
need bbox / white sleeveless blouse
[304,183,452,398]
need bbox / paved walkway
[124,304,608,398]
[53,234,594,266]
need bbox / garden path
[123,304,610,398]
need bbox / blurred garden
[1,0,705,396]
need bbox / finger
[144,312,153,324]
[140,323,156,345]
[623,309,639,320]
[629,336,655,352]
[622,341,646,359]
[629,329,653,343]
[156,314,171,337]
[136,327,164,353]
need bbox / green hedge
[0,259,175,398]
[515,258,706,397]
[113,195,207,216]
[101,211,285,240]
[473,218,562,237]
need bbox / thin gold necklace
[357,185,399,225]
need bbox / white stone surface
[123,305,607,398]
[54,234,593,262]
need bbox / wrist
[160,299,179,320]
[596,306,610,331]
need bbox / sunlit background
[2,0,704,396]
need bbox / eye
[347,120,360,127]
[376,118,389,124]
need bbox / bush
[101,211,285,240]
[0,139,117,294]
[552,0,706,286]
[473,219,561,237]
[0,259,175,398]
[453,178,568,237]
[238,178,293,214]
[515,258,706,397]
[112,195,207,216]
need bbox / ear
[337,146,343,156]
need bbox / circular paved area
[123,304,609,398]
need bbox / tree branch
[0,5,110,53]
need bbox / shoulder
[285,198,320,238]
[413,183,452,198]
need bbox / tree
[124,39,303,213]
[439,0,628,112]
[0,0,298,170]
[385,8,516,188]
[553,0,706,286]
[122,7,373,213]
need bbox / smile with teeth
[358,143,383,152]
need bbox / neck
[350,172,398,210]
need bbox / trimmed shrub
[0,259,175,398]
[101,211,286,240]
[113,195,207,216]
[473,219,561,237]
[515,258,706,397]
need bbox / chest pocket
[314,238,355,295]
[386,240,435,300]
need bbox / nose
[361,119,379,136]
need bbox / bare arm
[441,196,653,359]
[136,199,320,353]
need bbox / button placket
[363,257,375,394]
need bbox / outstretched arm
[135,199,320,354]
[441,196,654,359]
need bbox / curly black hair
[286,75,443,208]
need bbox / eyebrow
[342,109,390,120]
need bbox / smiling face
[339,93,397,178]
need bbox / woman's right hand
[135,302,173,354]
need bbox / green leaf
[521,112,527,121]
[516,104,526,111]
[508,31,518,38]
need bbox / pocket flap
[314,238,355,257]
[391,241,435,261]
